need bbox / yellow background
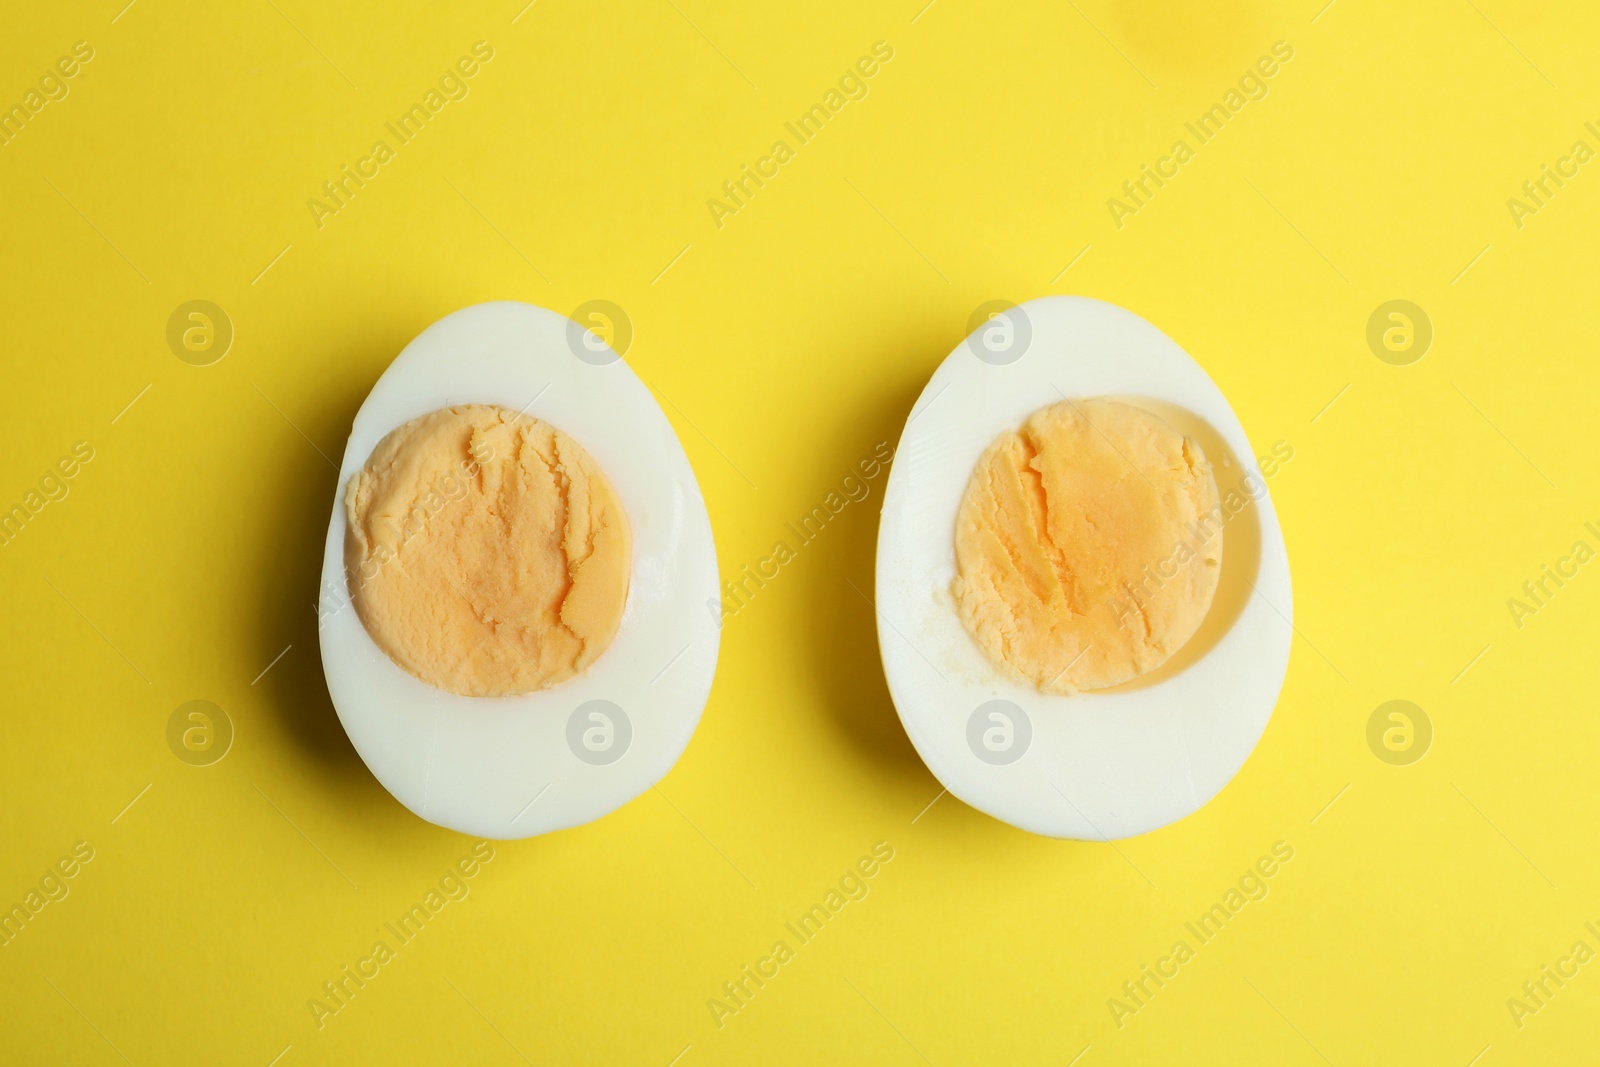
[2,0,1597,1063]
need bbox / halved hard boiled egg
[318,301,720,839]
[875,296,1292,839]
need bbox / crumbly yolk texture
[953,398,1221,693]
[344,404,631,697]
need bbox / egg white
[875,296,1292,839]
[318,301,720,839]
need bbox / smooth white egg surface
[318,301,720,839]
[875,295,1292,840]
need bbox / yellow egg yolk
[953,398,1221,692]
[344,404,631,697]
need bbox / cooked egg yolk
[344,404,631,697]
[953,398,1220,693]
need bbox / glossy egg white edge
[317,301,720,840]
[875,295,1293,840]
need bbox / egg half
[875,296,1292,839]
[318,301,720,839]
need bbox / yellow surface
[2,0,1597,1063]
[954,398,1222,693]
[345,404,632,697]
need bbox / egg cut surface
[319,301,720,839]
[875,296,1292,839]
